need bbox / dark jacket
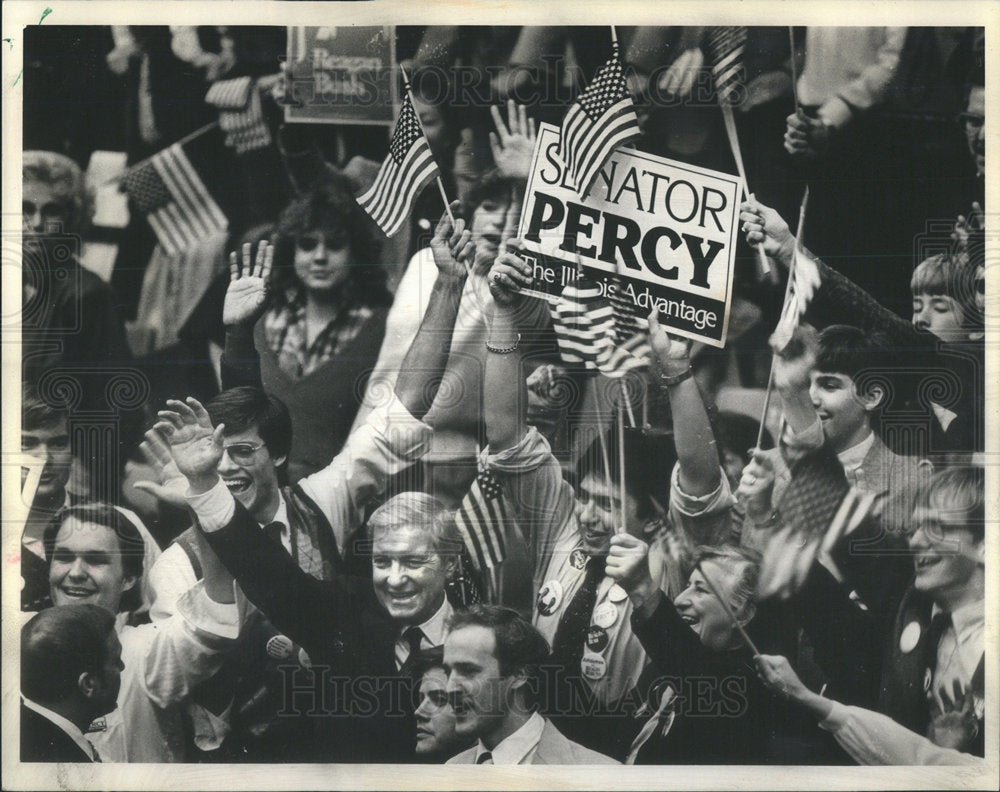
[199,498,416,763]
[20,702,94,763]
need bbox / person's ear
[121,574,138,594]
[737,599,757,627]
[272,454,287,469]
[859,382,885,412]
[78,671,100,700]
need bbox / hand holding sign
[648,309,692,379]
[489,242,534,308]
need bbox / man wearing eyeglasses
[140,210,474,760]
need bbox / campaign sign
[516,123,741,348]
[285,26,397,125]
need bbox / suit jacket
[446,719,618,764]
[20,703,94,763]
[879,584,985,756]
[200,499,415,763]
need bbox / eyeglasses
[223,442,266,464]
[959,112,984,130]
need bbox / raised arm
[392,202,471,421]
[647,311,720,497]
[483,243,535,452]
[220,241,271,390]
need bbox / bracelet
[485,333,521,354]
[658,367,693,387]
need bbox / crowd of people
[18,24,987,767]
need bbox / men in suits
[21,604,120,762]
[158,392,469,761]
[444,605,618,764]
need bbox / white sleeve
[818,27,906,128]
[147,544,198,623]
[820,701,981,766]
[140,580,246,708]
[298,392,432,555]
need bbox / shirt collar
[837,431,875,473]
[931,599,984,675]
[256,493,289,532]
[400,596,453,647]
[22,697,98,761]
[476,711,545,765]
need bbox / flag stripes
[707,26,748,104]
[357,93,439,237]
[551,278,615,368]
[123,142,228,255]
[558,43,641,196]
[454,469,509,572]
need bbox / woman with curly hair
[221,172,393,480]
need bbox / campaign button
[537,580,564,616]
[586,625,609,653]
[899,621,921,654]
[608,584,628,602]
[570,549,588,570]
[581,652,607,681]
[593,601,619,629]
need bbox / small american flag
[771,187,820,352]
[706,27,748,105]
[551,276,616,369]
[356,92,439,237]
[122,143,228,256]
[205,76,272,155]
[558,41,641,197]
[454,468,509,573]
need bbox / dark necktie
[399,626,424,676]
[476,750,493,764]
[263,521,285,546]
[550,555,607,680]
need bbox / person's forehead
[967,86,985,115]
[810,369,850,384]
[580,472,619,500]
[23,422,69,439]
[223,424,265,446]
[445,624,498,662]
[22,180,62,203]
[912,503,972,533]
[372,523,437,554]
[420,667,448,691]
[690,559,739,593]
[55,518,120,553]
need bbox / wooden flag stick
[719,102,773,281]
[620,377,637,429]
[400,63,455,227]
[617,388,627,535]
[695,558,761,656]
[755,186,809,449]
[107,121,220,186]
[595,407,615,510]
[788,27,801,116]
[610,26,619,47]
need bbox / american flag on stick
[558,38,641,197]
[706,26,748,105]
[122,142,228,256]
[204,76,272,155]
[356,91,439,237]
[454,468,509,573]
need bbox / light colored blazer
[446,719,619,765]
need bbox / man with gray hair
[156,390,471,762]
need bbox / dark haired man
[36,503,242,763]
[444,605,618,764]
[482,246,747,755]
[21,604,120,762]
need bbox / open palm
[153,398,224,481]
[223,241,272,327]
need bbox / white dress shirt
[394,597,453,670]
[475,711,546,765]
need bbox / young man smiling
[444,605,617,765]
